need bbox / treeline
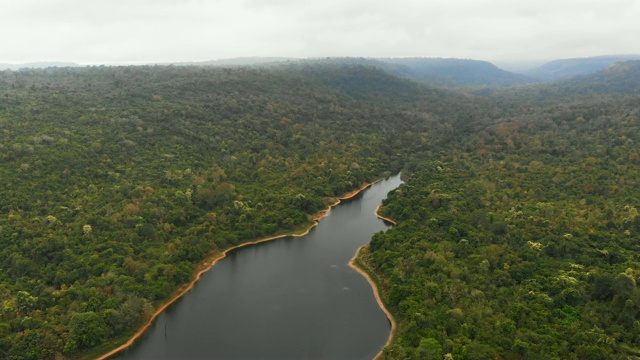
[0,64,490,359]
[367,81,640,359]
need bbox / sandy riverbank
[348,206,398,360]
[349,247,396,360]
[374,204,397,225]
[96,180,379,359]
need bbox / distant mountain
[176,57,297,67]
[495,60,640,104]
[525,54,640,81]
[376,57,534,87]
[552,60,640,94]
[278,60,430,104]
[0,61,80,70]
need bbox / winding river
[112,174,402,359]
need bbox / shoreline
[374,204,397,225]
[348,206,398,360]
[349,247,396,360]
[96,179,378,360]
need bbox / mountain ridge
[376,57,534,87]
[525,54,640,81]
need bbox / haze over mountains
[3,54,640,88]
[524,54,640,81]
[376,57,533,87]
[0,62,81,71]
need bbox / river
[112,174,402,359]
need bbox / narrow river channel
[113,174,402,359]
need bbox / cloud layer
[1,0,638,64]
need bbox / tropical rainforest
[1,58,640,359]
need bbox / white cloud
[1,0,639,64]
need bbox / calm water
[113,174,402,359]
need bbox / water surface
[114,174,402,359]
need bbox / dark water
[113,174,402,360]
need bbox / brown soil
[374,204,396,225]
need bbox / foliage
[2,59,640,359]
[0,63,489,358]
[368,80,640,358]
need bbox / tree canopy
[2,60,640,359]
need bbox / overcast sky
[1,0,639,65]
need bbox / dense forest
[368,62,640,359]
[0,63,488,359]
[1,59,639,359]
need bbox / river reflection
[113,174,402,359]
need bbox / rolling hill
[525,54,640,81]
[377,57,534,87]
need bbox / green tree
[415,338,443,359]
[68,311,106,349]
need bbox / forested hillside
[295,57,532,87]
[0,64,491,359]
[2,59,640,360]
[366,63,640,359]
